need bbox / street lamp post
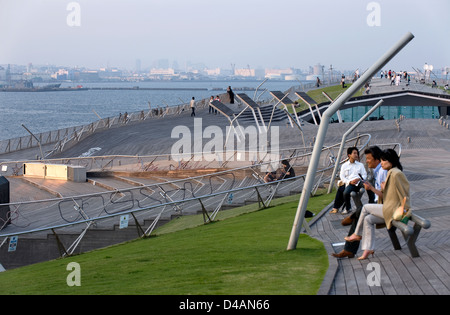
[423,63,434,84]
[423,63,428,83]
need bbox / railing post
[254,186,267,209]
[199,198,212,223]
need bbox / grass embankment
[292,83,362,113]
[0,192,334,295]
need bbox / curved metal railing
[0,134,375,243]
[0,145,321,176]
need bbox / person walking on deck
[190,97,196,117]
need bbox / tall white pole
[287,32,414,250]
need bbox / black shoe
[331,250,355,259]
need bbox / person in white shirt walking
[330,147,367,214]
[190,97,196,117]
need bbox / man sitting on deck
[330,147,367,214]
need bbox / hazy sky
[0,0,448,71]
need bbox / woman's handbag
[393,196,411,224]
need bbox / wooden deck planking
[321,211,450,295]
[7,177,56,202]
[316,146,450,295]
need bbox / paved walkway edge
[299,200,338,295]
[317,240,338,295]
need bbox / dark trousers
[344,208,361,254]
[191,108,195,116]
[333,184,361,211]
[229,94,234,104]
[367,189,375,204]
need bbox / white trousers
[354,203,385,251]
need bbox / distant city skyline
[0,60,361,73]
[1,60,350,83]
[1,0,449,72]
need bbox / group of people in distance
[191,86,236,117]
[208,95,221,114]
[331,146,410,260]
[264,160,296,183]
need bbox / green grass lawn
[292,83,363,113]
[0,192,334,295]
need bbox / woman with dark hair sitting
[344,149,410,260]
[278,160,295,180]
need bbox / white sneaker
[341,209,349,214]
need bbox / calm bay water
[0,80,440,141]
[0,80,299,141]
